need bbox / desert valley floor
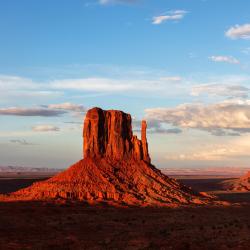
[0,174,249,250]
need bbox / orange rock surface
[222,171,250,192]
[5,107,210,205]
[83,107,150,162]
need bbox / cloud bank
[0,107,66,117]
[46,103,86,112]
[145,100,250,136]
[226,23,250,39]
[0,103,86,117]
[191,84,250,98]
[133,119,182,134]
[32,125,60,132]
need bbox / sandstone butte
[2,107,211,206]
[222,171,250,192]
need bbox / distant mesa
[2,107,210,206]
[0,166,62,173]
[221,171,250,192]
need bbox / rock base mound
[11,157,208,205]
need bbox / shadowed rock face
[3,107,210,206]
[83,107,150,163]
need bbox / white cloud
[0,107,66,117]
[209,55,240,64]
[51,78,139,92]
[0,75,62,101]
[152,10,187,25]
[166,147,237,161]
[149,127,182,134]
[50,77,184,93]
[0,75,38,90]
[145,100,250,135]
[191,84,249,98]
[0,102,86,117]
[165,135,250,161]
[226,24,250,39]
[47,102,86,112]
[0,131,37,137]
[133,119,182,134]
[1,74,185,98]
[2,73,250,104]
[32,125,60,132]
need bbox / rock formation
[83,108,150,163]
[4,107,210,205]
[221,171,250,192]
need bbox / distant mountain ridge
[162,167,250,177]
[0,166,63,173]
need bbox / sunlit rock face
[83,107,150,163]
[5,107,210,206]
[222,171,250,192]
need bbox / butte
[4,107,210,206]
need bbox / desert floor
[0,175,249,250]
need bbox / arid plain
[0,174,250,250]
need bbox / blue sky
[1,0,250,170]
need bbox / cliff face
[83,107,150,163]
[4,107,209,206]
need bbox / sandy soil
[0,201,249,250]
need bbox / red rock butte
[83,108,151,163]
[4,107,210,205]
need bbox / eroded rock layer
[4,107,209,205]
[12,158,207,205]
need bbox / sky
[1,0,250,170]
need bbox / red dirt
[0,201,249,250]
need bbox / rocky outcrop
[83,107,150,163]
[3,107,210,206]
[221,171,250,192]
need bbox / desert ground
[0,173,249,250]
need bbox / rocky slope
[4,107,210,205]
[221,171,250,192]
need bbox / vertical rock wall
[83,107,150,163]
